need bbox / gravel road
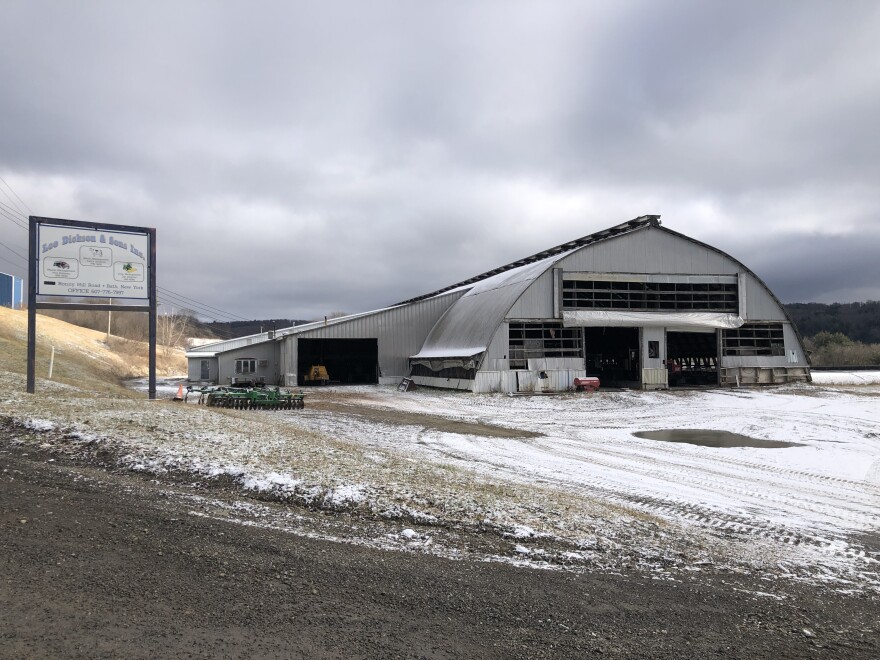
[2,446,878,659]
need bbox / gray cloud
[2,1,879,320]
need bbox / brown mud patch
[308,395,541,439]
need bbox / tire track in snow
[543,433,879,517]
[511,434,877,535]
[420,433,870,558]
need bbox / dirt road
[2,446,878,659]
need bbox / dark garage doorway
[666,331,718,386]
[298,338,379,385]
[583,327,640,387]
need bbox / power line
[0,253,25,273]
[0,197,28,219]
[157,291,248,326]
[157,285,251,322]
[0,239,28,265]
[0,174,33,216]
[157,289,242,321]
[0,204,28,231]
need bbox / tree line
[35,301,880,367]
[784,302,880,366]
[784,301,880,343]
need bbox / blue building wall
[0,272,23,309]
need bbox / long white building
[186,216,810,392]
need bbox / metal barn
[187,216,811,391]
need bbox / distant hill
[784,302,880,343]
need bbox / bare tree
[158,310,194,357]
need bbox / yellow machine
[305,365,330,384]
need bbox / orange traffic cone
[173,383,185,402]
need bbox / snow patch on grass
[24,418,56,432]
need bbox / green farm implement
[187,386,305,410]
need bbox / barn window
[235,358,257,374]
[562,278,738,312]
[722,323,785,356]
[508,321,583,370]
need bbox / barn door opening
[666,331,718,386]
[583,327,640,387]
[297,338,379,385]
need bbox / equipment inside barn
[298,338,379,385]
[304,364,330,384]
[666,331,718,386]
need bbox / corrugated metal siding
[506,269,555,319]
[483,322,510,362]
[741,273,787,320]
[783,323,808,365]
[474,368,585,393]
[281,290,465,381]
[280,339,297,386]
[554,227,740,276]
[642,368,669,388]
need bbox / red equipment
[574,377,600,392]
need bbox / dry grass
[0,307,186,393]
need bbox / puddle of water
[633,429,804,449]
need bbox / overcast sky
[1,1,879,321]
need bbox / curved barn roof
[412,216,660,360]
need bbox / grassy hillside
[0,307,186,396]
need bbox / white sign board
[37,224,150,300]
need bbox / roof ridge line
[394,214,660,306]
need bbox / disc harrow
[187,386,305,410]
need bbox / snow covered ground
[4,371,879,591]
[810,370,880,385]
[289,385,880,582]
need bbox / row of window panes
[562,280,738,312]
[509,322,583,368]
[563,299,736,311]
[561,292,738,300]
[722,324,785,356]
[565,280,736,292]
